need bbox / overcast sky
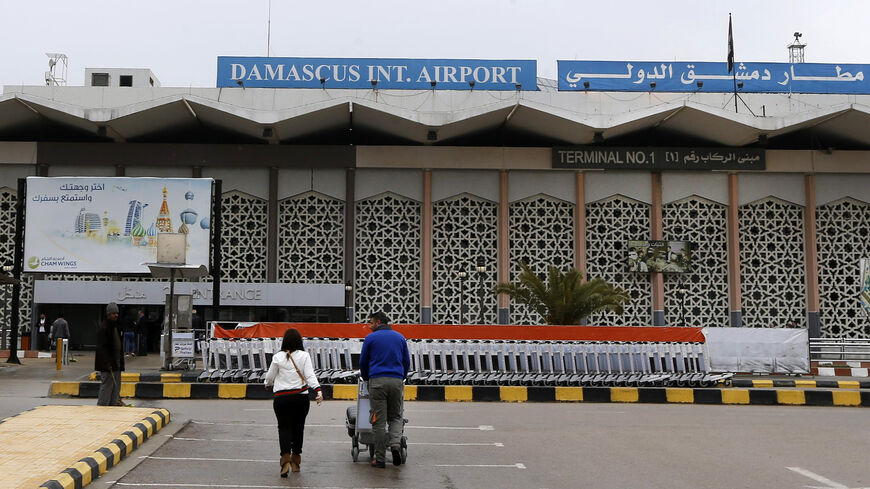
[2,0,868,88]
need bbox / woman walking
[264,328,323,476]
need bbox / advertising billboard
[627,240,692,273]
[24,177,213,274]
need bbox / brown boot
[290,453,301,472]
[280,453,292,478]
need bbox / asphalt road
[91,399,869,489]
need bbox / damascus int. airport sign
[552,147,765,171]
[217,57,537,90]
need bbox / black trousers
[273,393,310,455]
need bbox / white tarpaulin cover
[703,327,809,374]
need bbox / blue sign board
[217,57,537,90]
[558,60,869,94]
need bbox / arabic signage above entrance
[217,57,537,90]
[558,60,869,94]
[552,147,765,171]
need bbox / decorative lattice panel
[738,198,806,328]
[662,197,729,327]
[354,193,421,323]
[585,196,651,326]
[432,194,498,324]
[278,192,344,284]
[220,191,268,283]
[0,188,32,334]
[509,195,575,325]
[817,198,870,338]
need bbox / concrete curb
[49,382,870,407]
[38,408,170,489]
[730,378,870,389]
[87,371,200,383]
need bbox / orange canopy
[213,322,705,343]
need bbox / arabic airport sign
[217,57,537,90]
[553,147,765,171]
[24,177,214,274]
[558,60,869,94]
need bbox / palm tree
[494,261,629,325]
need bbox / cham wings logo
[27,256,40,270]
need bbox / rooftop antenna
[266,0,272,57]
[788,32,805,64]
[45,53,68,86]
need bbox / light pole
[457,270,467,324]
[345,282,354,323]
[476,256,486,325]
[678,287,687,326]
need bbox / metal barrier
[197,336,730,387]
[810,338,870,362]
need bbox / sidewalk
[0,405,169,489]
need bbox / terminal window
[120,75,133,87]
[91,73,109,86]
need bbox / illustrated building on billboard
[74,208,102,234]
[124,200,147,236]
[156,187,172,232]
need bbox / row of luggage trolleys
[197,337,732,387]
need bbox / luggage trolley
[345,379,408,464]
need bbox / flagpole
[728,13,738,113]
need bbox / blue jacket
[359,325,410,380]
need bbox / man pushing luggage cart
[357,312,410,468]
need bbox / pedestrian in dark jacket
[359,312,410,468]
[50,313,69,347]
[96,303,125,406]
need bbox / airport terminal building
[2,58,870,347]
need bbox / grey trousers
[97,370,121,406]
[368,377,404,462]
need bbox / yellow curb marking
[753,379,774,388]
[51,381,80,396]
[332,384,358,400]
[404,385,417,401]
[776,390,805,405]
[666,388,694,403]
[611,387,639,403]
[106,441,122,465]
[795,380,817,388]
[218,384,247,399]
[832,391,861,406]
[555,387,583,401]
[120,382,136,398]
[118,434,135,455]
[71,460,93,485]
[161,373,182,383]
[837,380,860,389]
[445,386,473,402]
[53,471,76,489]
[722,389,750,404]
[92,451,108,474]
[500,386,527,402]
[163,383,192,398]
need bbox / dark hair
[280,328,305,352]
[369,312,389,325]
[57,312,64,318]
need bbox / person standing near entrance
[121,310,136,356]
[135,309,148,356]
[37,313,50,351]
[264,328,322,477]
[359,312,410,468]
[49,313,69,350]
[96,303,125,407]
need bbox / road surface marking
[786,467,851,489]
[434,463,526,469]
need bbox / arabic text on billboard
[24,177,213,274]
